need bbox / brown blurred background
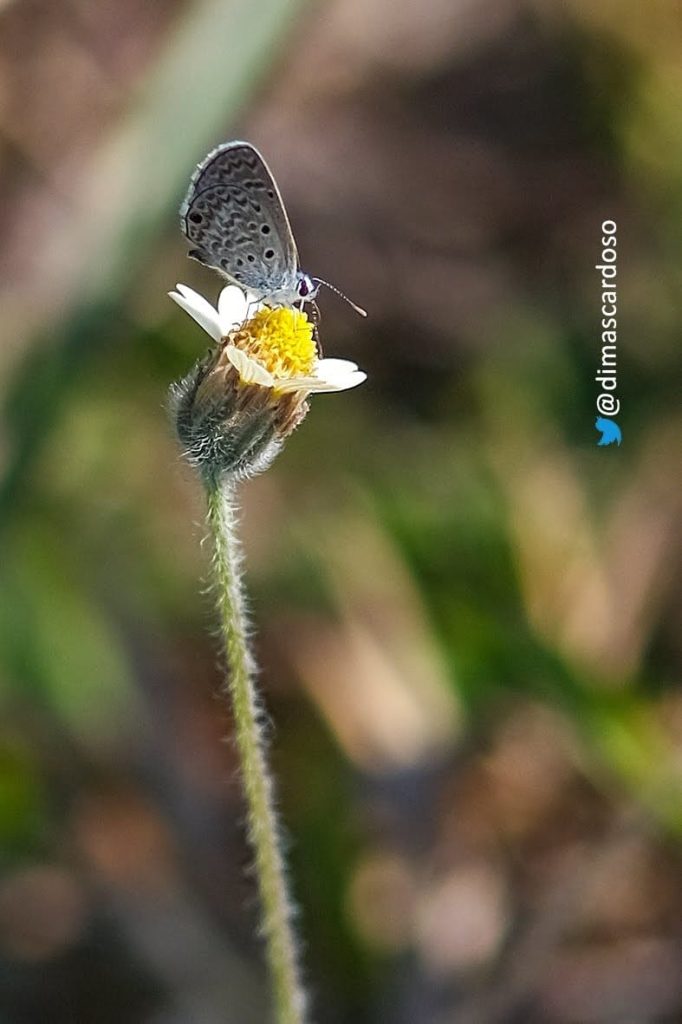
[1,0,682,1021]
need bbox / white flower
[169,283,366,395]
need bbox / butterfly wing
[180,141,299,299]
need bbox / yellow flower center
[231,307,316,379]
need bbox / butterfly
[180,140,365,315]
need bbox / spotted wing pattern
[180,141,299,300]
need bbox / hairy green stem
[206,479,307,1024]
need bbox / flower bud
[169,342,309,482]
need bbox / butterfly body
[180,141,318,307]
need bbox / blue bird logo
[595,416,622,446]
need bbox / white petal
[169,284,222,341]
[217,286,248,334]
[174,283,221,322]
[315,369,367,392]
[225,345,274,387]
[314,357,359,377]
[273,377,316,393]
[277,369,367,394]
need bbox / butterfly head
[296,273,320,303]
[296,273,367,317]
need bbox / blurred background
[1,0,681,1021]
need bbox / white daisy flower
[168,283,367,480]
[169,284,366,395]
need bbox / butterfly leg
[308,300,323,357]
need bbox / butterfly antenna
[313,278,367,317]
